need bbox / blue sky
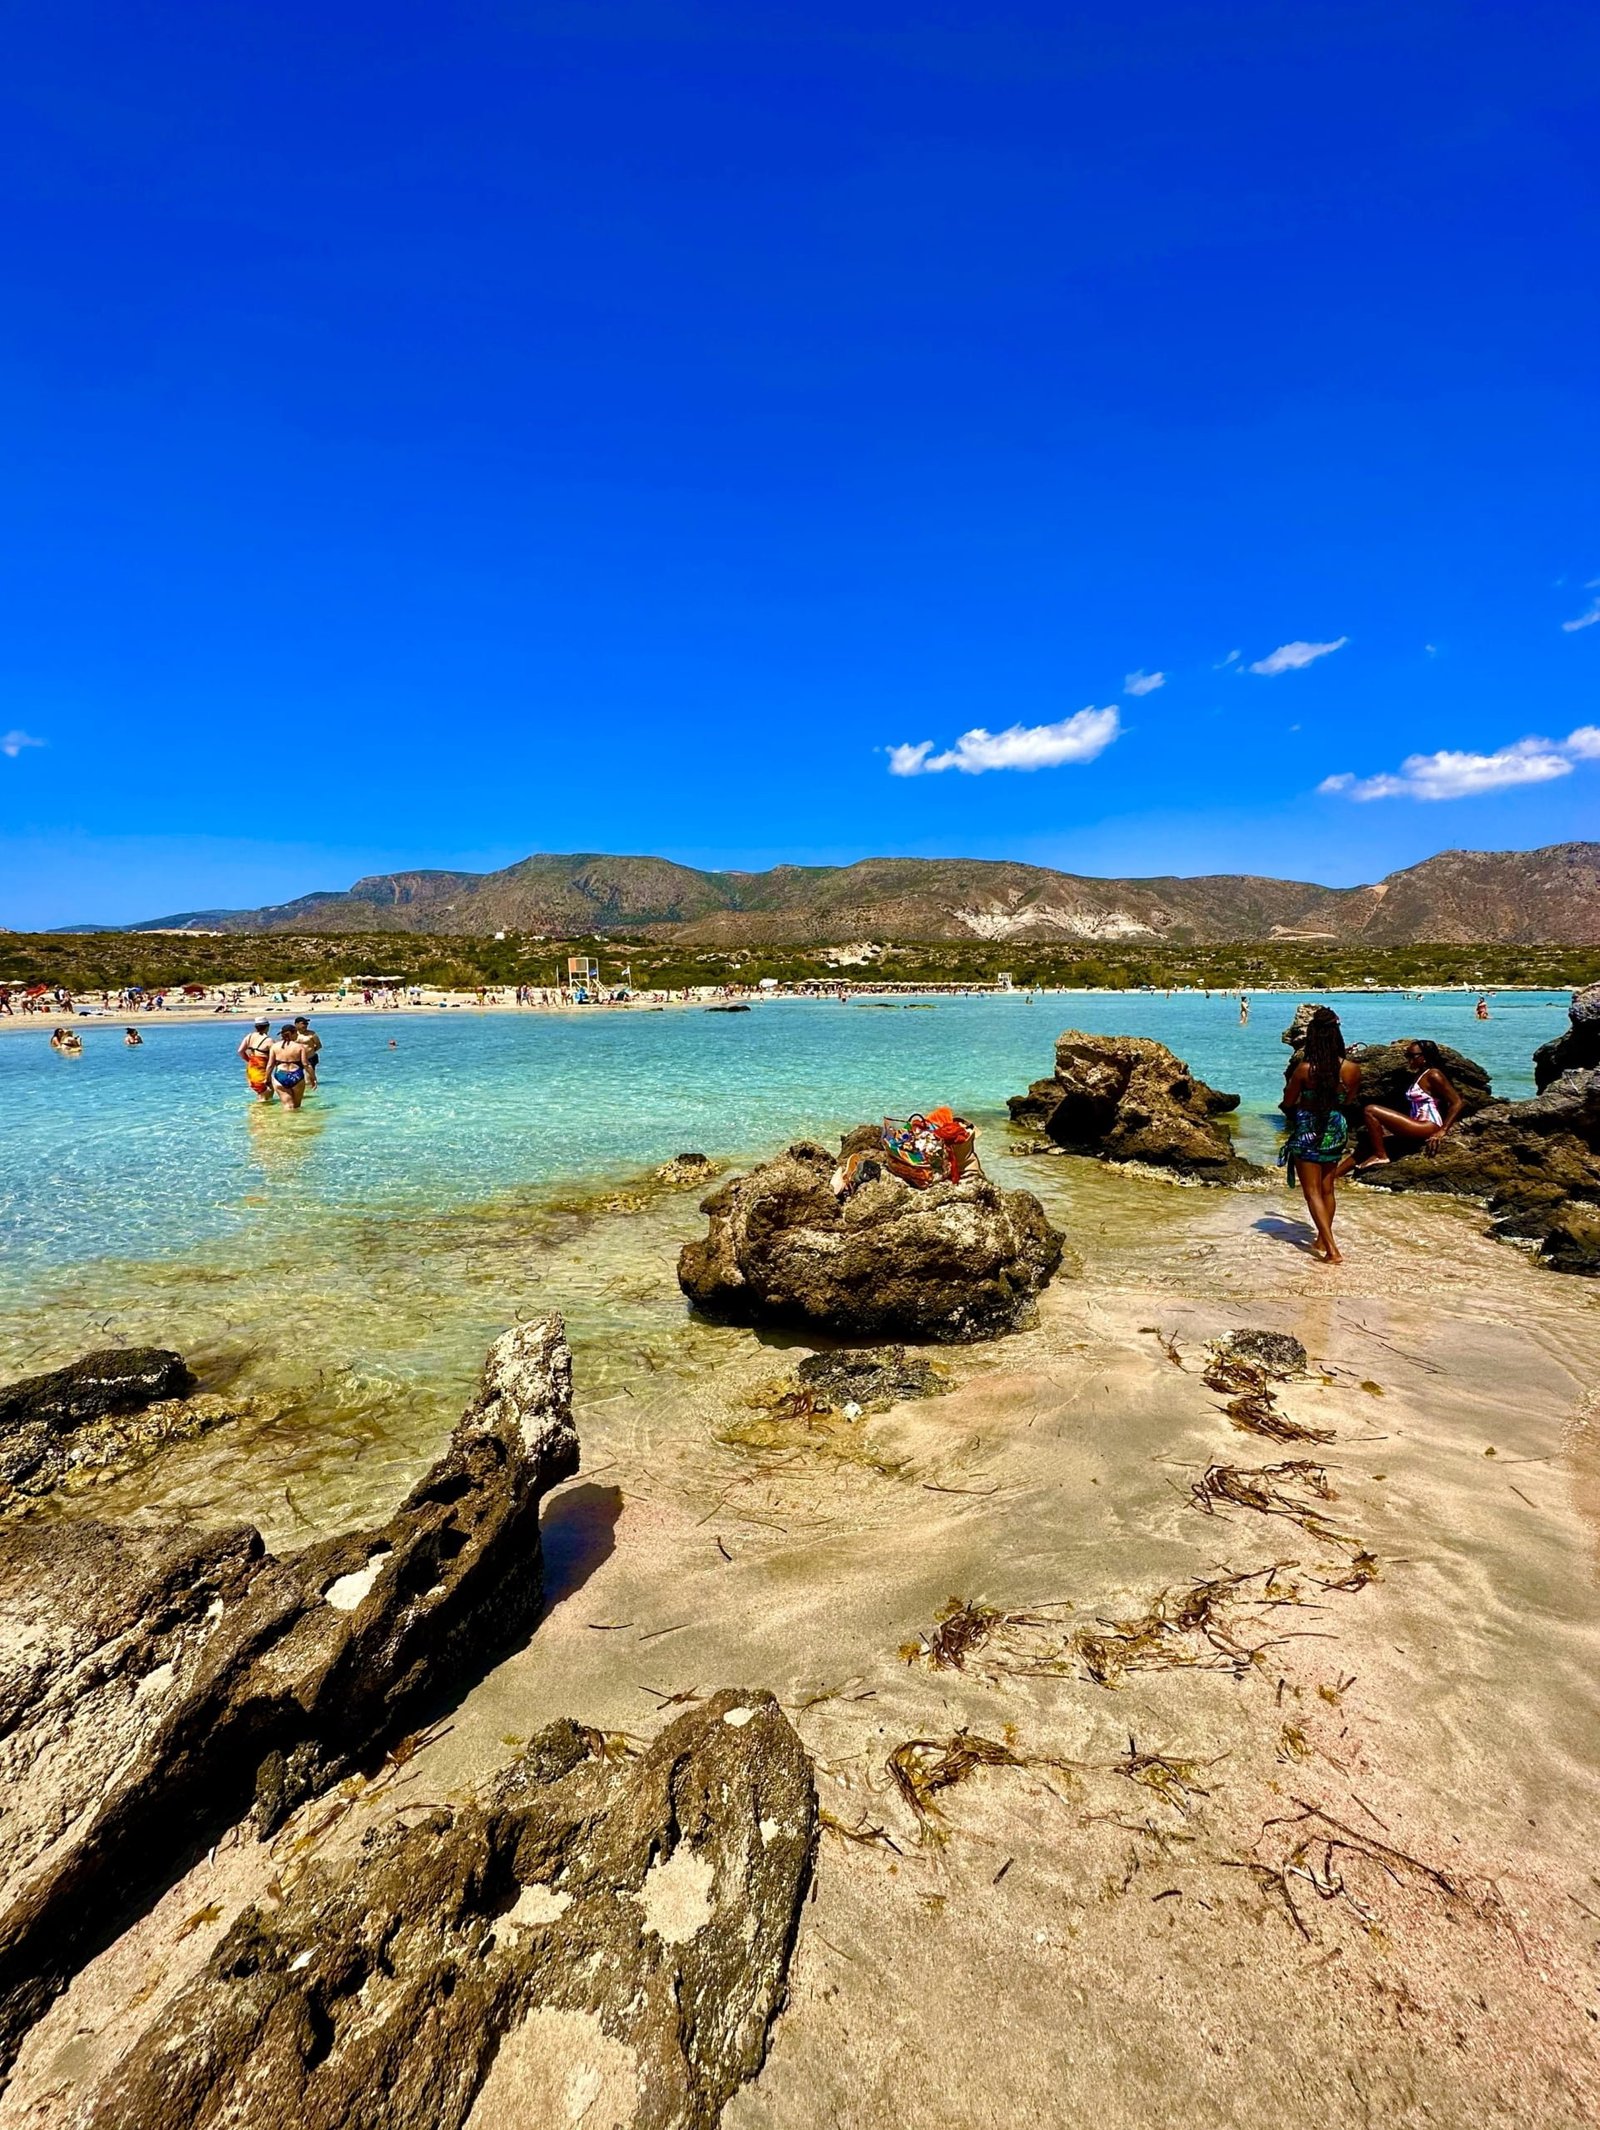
[2,1,1598,928]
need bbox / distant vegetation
[4,931,1597,997]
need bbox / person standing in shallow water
[237,1018,273,1102]
[1278,1005,1362,1265]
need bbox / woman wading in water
[1279,1005,1362,1264]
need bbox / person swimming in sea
[237,1018,274,1102]
[50,1026,82,1053]
[1238,994,1250,1025]
[1354,1040,1463,1168]
[267,1023,310,1109]
[1278,1005,1362,1265]
[125,1026,143,1046]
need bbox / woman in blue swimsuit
[1279,1006,1363,1264]
[268,1024,309,1110]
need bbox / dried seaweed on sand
[884,1730,1213,1835]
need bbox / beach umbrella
[23,984,48,997]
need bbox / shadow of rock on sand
[537,1480,622,1613]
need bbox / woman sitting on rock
[1354,1040,1464,1169]
[1279,1006,1362,1264]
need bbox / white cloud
[1123,668,1164,696]
[1319,726,1600,802]
[1,730,44,758]
[1216,650,1240,669]
[887,706,1121,776]
[1249,636,1348,676]
[1562,597,1600,632]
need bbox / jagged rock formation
[0,1344,255,1510]
[83,1690,814,2130]
[678,1141,1064,1340]
[0,1317,580,2075]
[1007,1031,1255,1183]
[1358,1067,1600,1275]
[1534,984,1600,1090]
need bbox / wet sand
[4,1166,1598,2126]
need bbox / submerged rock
[0,1316,580,2074]
[678,1140,1064,1341]
[0,1347,235,1511]
[655,1150,721,1188]
[1534,983,1600,1091]
[84,1689,813,2130]
[1007,1031,1255,1183]
[1358,1066,1600,1276]
[793,1345,951,1412]
[1209,1329,1308,1379]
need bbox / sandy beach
[4,1159,1596,2127]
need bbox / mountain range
[84,841,1600,946]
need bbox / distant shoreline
[0,979,1571,1035]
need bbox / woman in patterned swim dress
[1278,1006,1363,1265]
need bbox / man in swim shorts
[292,1014,321,1089]
[237,1018,274,1101]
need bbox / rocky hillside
[108,842,1600,946]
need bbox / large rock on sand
[678,1140,1064,1341]
[1358,1066,1600,1276]
[0,1317,580,2073]
[1534,984,1600,1091]
[1344,1040,1494,1115]
[1007,1031,1254,1183]
[82,1690,814,2130]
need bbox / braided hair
[1303,1006,1346,1111]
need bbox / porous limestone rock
[83,1690,814,2130]
[1341,1040,1494,1117]
[792,1346,951,1412]
[1534,983,1600,1092]
[1006,1032,1253,1183]
[0,1349,203,1504]
[677,1141,1064,1341]
[1209,1329,1308,1379]
[0,1316,580,2075]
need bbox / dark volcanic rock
[0,1316,580,2074]
[793,1345,951,1411]
[1358,1066,1600,1276]
[86,1690,814,2130]
[1007,1032,1254,1183]
[1534,983,1600,1091]
[678,1141,1064,1341]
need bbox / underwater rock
[655,1150,720,1187]
[0,1390,250,1512]
[0,1316,580,2075]
[0,1348,198,1501]
[1357,1066,1600,1277]
[1534,983,1600,1091]
[678,1140,1064,1342]
[1006,1031,1254,1183]
[792,1345,951,1412]
[1209,1329,1307,1379]
[84,1690,814,2130]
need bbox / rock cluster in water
[1534,983,1600,1091]
[1358,1064,1600,1276]
[0,1316,580,2071]
[84,1690,814,2130]
[677,1138,1065,1341]
[1007,1031,1255,1183]
[0,1346,257,1510]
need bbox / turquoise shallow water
[0,989,1565,1277]
[0,988,1568,1540]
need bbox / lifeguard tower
[565,955,601,1001]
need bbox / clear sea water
[0,989,1568,1540]
[0,990,1562,1276]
